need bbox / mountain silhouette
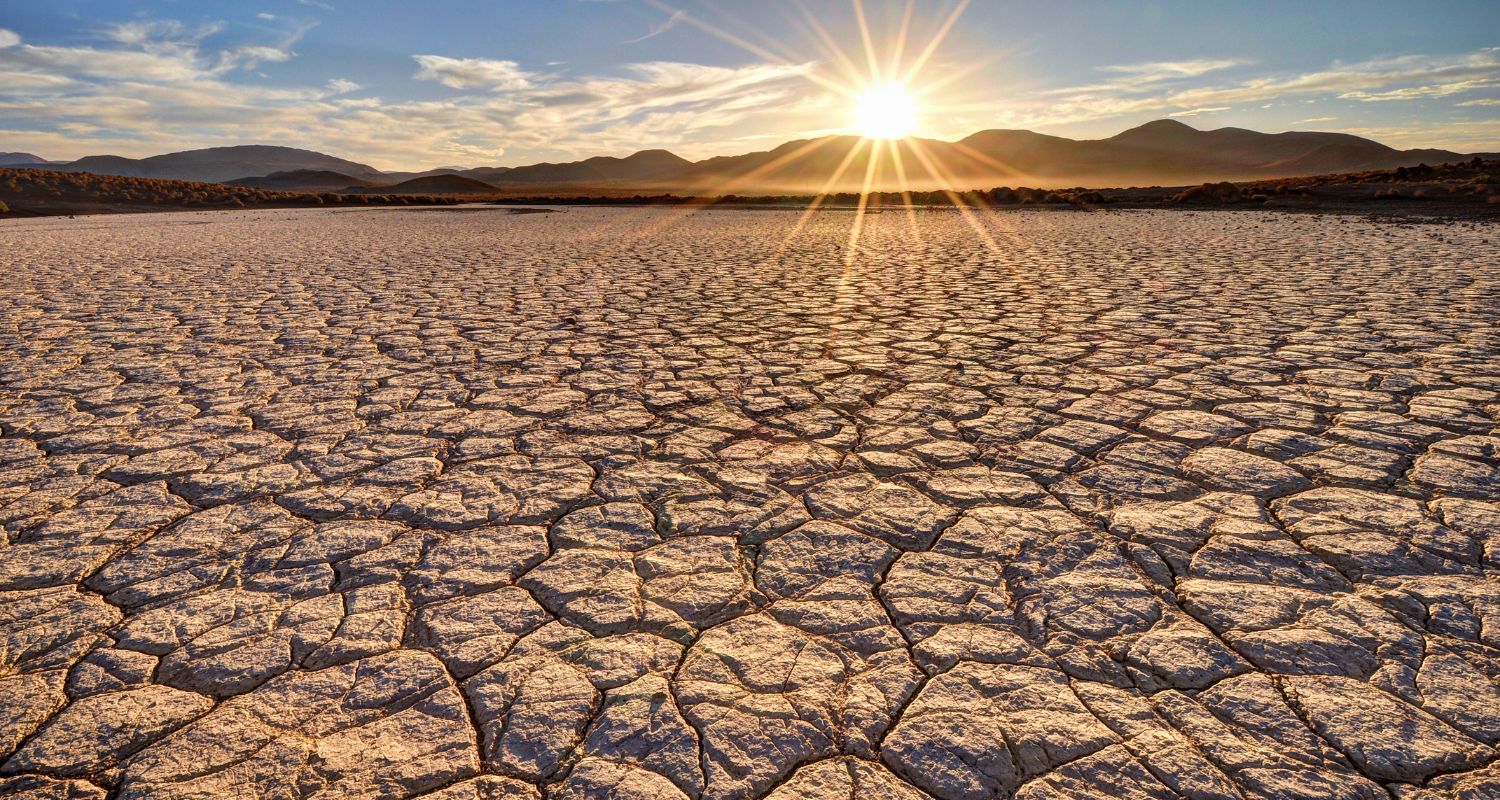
[49,145,383,183]
[24,121,1489,193]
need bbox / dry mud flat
[0,207,1496,799]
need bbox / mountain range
[14,120,1495,194]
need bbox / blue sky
[0,0,1496,169]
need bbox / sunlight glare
[852,83,918,140]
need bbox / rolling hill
[21,120,1492,194]
[666,120,1477,193]
[227,170,379,192]
[352,174,499,195]
[48,145,384,183]
[0,152,50,167]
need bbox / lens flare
[852,83,918,139]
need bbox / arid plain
[0,207,1497,800]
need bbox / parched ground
[0,206,1496,800]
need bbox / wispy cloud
[1099,59,1250,79]
[1006,47,1500,132]
[1340,78,1499,102]
[625,10,685,44]
[0,18,816,168]
[1168,106,1231,117]
[413,55,534,90]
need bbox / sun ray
[904,138,1062,333]
[787,2,868,92]
[945,140,1039,185]
[584,136,844,257]
[887,139,923,239]
[900,0,971,85]
[844,136,884,267]
[904,137,1006,256]
[906,53,1001,97]
[770,137,870,264]
[851,0,884,87]
[640,0,851,97]
[888,0,916,81]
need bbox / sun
[852,82,919,140]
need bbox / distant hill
[354,174,498,195]
[49,145,384,183]
[22,120,1491,193]
[228,170,378,192]
[669,120,1476,192]
[0,152,49,166]
[482,149,693,184]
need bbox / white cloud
[1100,59,1249,79]
[1457,98,1500,107]
[0,17,816,170]
[0,28,20,49]
[257,13,278,21]
[413,55,534,90]
[1007,48,1500,132]
[1168,106,1231,117]
[1340,78,1499,102]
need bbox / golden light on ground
[852,83,919,140]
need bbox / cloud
[104,20,223,47]
[257,13,278,22]
[1100,59,1249,79]
[0,16,816,170]
[0,28,20,49]
[296,0,335,10]
[1457,98,1500,107]
[1009,47,1500,130]
[412,55,534,90]
[625,10,685,44]
[1167,106,1231,117]
[1295,116,1337,124]
[1340,78,1499,102]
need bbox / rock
[766,757,930,799]
[0,775,107,799]
[2,686,211,776]
[804,473,957,549]
[410,586,550,678]
[883,662,1119,799]
[116,651,478,798]
[579,675,703,797]
[551,758,690,800]
[1284,675,1491,782]
[1181,447,1312,497]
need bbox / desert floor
[0,207,1496,799]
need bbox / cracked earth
[0,207,1496,800]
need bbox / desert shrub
[1173,182,1243,204]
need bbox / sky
[0,0,1496,170]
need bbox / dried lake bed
[0,206,1497,799]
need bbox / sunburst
[630,0,1020,269]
